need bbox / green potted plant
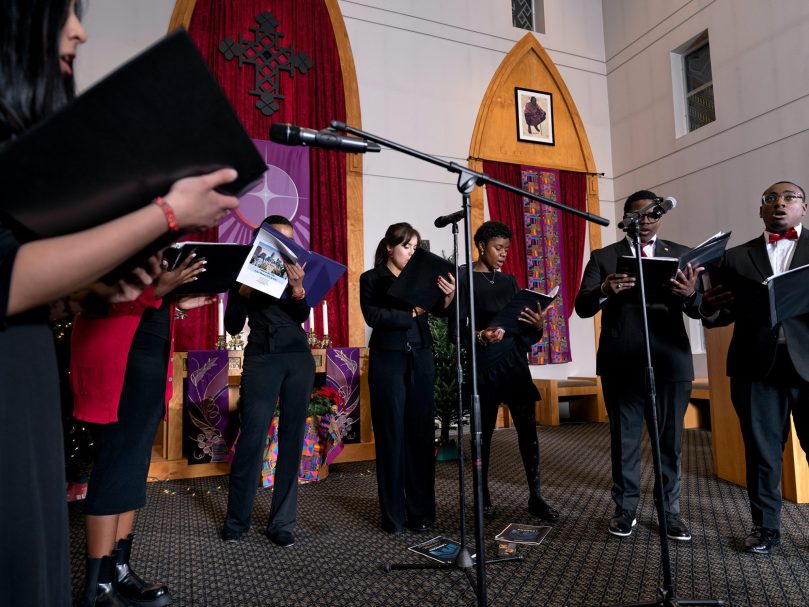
[429,314,466,461]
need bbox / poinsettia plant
[308,386,344,418]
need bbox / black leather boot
[115,534,171,606]
[82,550,130,607]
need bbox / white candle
[322,300,329,336]
[308,307,315,332]
[217,297,225,336]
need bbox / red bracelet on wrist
[154,196,180,233]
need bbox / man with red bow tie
[702,181,809,554]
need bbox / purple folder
[262,224,347,307]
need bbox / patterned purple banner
[218,139,311,248]
[185,350,231,464]
[325,347,361,444]
[521,167,572,364]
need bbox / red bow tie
[768,228,799,243]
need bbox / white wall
[341,0,612,377]
[74,1,175,92]
[603,0,809,373]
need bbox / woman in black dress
[360,222,455,533]
[0,2,238,605]
[222,215,315,548]
[461,221,558,522]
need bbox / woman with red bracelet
[221,215,315,548]
[0,2,239,605]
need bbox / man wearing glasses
[701,181,809,554]
[575,190,702,541]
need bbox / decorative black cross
[219,11,313,117]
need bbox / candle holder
[308,330,320,349]
[226,332,244,351]
[216,335,228,350]
[321,334,331,349]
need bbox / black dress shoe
[528,499,560,523]
[221,527,243,543]
[608,510,637,537]
[744,526,781,554]
[665,514,692,541]
[266,529,295,548]
[115,534,171,606]
[405,520,433,533]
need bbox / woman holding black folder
[457,221,559,522]
[0,2,239,605]
[221,215,315,549]
[360,222,456,534]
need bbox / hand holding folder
[162,242,252,295]
[386,247,455,312]
[490,286,559,334]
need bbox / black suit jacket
[575,239,700,381]
[704,231,809,381]
[360,264,445,351]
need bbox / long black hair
[0,0,80,142]
[373,222,420,267]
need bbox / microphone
[647,196,677,219]
[269,123,381,153]
[434,210,464,228]
[618,197,677,229]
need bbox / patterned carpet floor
[69,423,809,606]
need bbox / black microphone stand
[329,120,607,606]
[613,213,724,607]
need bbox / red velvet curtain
[482,160,527,289]
[481,161,588,319]
[176,0,348,349]
[558,171,587,318]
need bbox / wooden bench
[685,377,709,429]
[532,376,606,426]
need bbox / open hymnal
[490,285,560,334]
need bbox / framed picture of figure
[515,87,554,146]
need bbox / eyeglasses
[639,214,660,224]
[761,192,805,205]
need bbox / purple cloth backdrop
[325,347,361,444]
[185,350,231,464]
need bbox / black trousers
[368,348,436,532]
[601,375,691,516]
[730,346,809,530]
[85,331,168,515]
[478,362,543,508]
[224,350,315,535]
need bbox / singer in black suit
[221,215,315,549]
[360,222,455,534]
[575,190,702,540]
[701,181,809,554]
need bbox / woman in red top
[71,256,210,607]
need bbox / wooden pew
[532,376,606,426]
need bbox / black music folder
[490,286,559,334]
[678,231,732,271]
[386,247,454,312]
[162,242,251,295]
[713,263,809,328]
[0,29,266,241]
[616,256,680,298]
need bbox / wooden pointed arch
[169,0,366,346]
[468,33,601,256]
